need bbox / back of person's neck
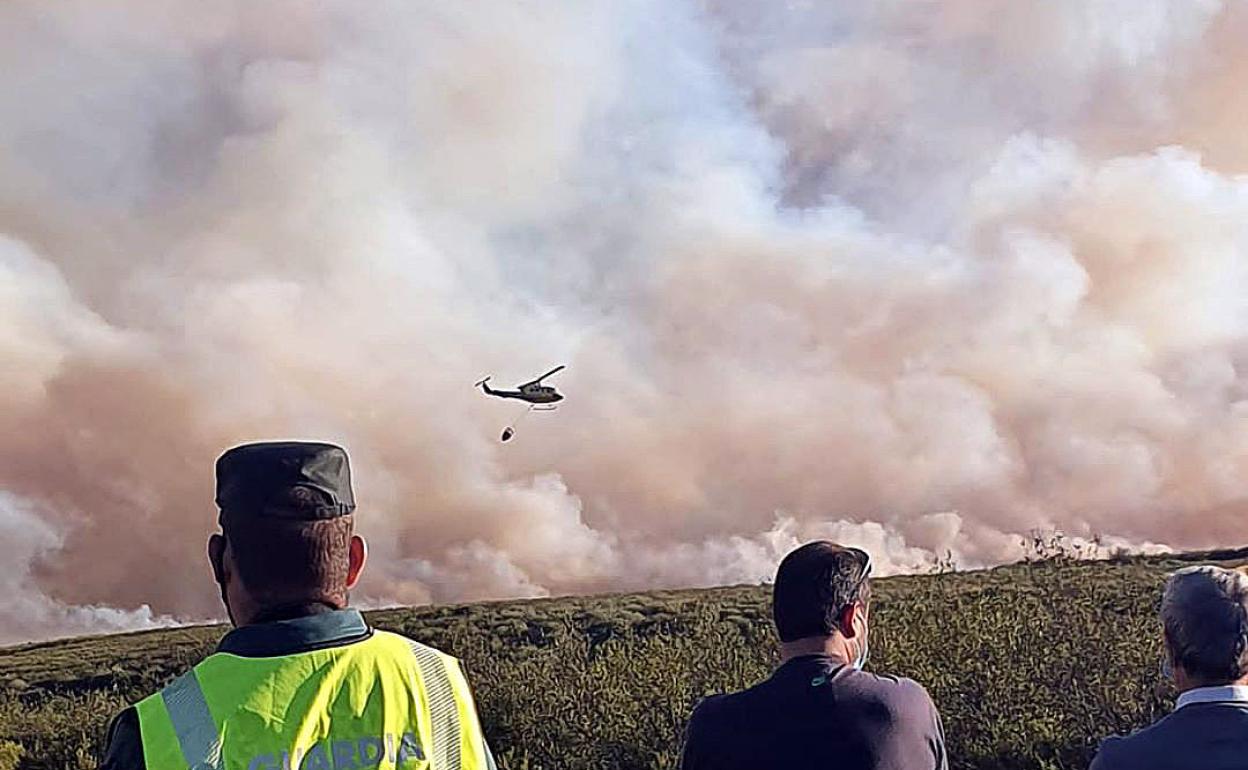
[780,635,851,664]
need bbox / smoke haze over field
[3,1,1248,644]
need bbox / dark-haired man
[681,541,947,770]
[1090,565,1248,770]
[100,441,495,770]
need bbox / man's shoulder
[688,688,744,720]
[99,706,144,770]
[371,630,459,664]
[842,670,940,715]
[1092,714,1179,769]
[686,680,770,731]
[370,631,477,690]
[1092,708,1222,769]
[853,670,930,694]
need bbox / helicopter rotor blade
[521,365,566,387]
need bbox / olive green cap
[215,441,355,523]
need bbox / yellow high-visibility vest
[134,630,494,770]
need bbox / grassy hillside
[3,548,1247,770]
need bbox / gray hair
[1161,566,1248,684]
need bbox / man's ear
[346,534,367,589]
[208,533,228,585]
[838,603,860,638]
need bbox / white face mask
[852,638,869,670]
[847,549,872,670]
[851,607,870,670]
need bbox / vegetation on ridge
[2,546,1247,770]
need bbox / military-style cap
[215,441,355,523]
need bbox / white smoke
[0,492,176,646]
[2,0,1247,643]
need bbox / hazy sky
[4,0,1248,644]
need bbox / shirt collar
[1176,685,1248,710]
[216,607,371,657]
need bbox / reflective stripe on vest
[409,641,461,770]
[161,669,223,770]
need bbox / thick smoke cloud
[2,0,1246,644]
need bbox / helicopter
[475,365,565,405]
[476,366,566,442]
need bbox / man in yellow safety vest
[99,441,496,770]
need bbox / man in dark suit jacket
[681,541,948,770]
[1091,565,1248,770]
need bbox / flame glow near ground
[3,1,1248,643]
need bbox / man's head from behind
[1161,565,1248,690]
[208,442,367,626]
[773,541,872,666]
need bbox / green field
[3,548,1247,770]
